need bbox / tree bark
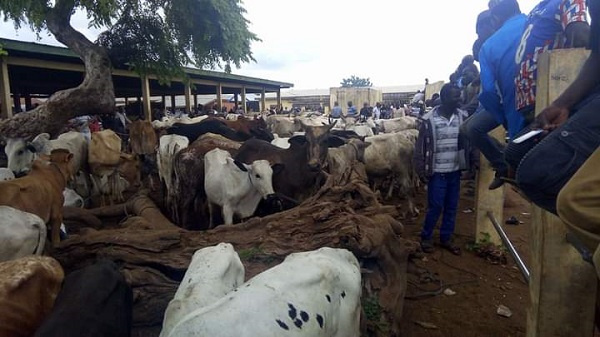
[0,0,114,139]
[53,164,416,337]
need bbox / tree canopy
[0,0,259,137]
[340,75,373,88]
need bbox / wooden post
[193,94,198,111]
[13,94,21,113]
[0,56,12,118]
[184,83,192,113]
[241,86,247,114]
[527,48,597,337]
[216,83,223,111]
[171,95,176,113]
[24,94,32,111]
[261,88,266,112]
[141,76,151,121]
[474,126,505,245]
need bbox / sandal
[440,241,461,256]
[420,239,434,254]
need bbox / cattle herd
[0,110,419,336]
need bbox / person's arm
[562,0,590,48]
[477,45,504,118]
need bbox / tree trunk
[0,0,114,139]
[53,164,416,337]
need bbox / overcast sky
[0,0,541,89]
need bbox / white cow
[160,243,244,337]
[326,139,370,185]
[164,247,361,337]
[377,116,417,133]
[62,188,84,208]
[0,206,46,262]
[0,168,15,181]
[204,148,281,228]
[267,115,302,137]
[364,130,419,213]
[5,131,87,178]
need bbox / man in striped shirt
[415,84,469,255]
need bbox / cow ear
[66,153,74,163]
[288,135,307,146]
[327,135,346,148]
[232,159,249,172]
[271,163,285,175]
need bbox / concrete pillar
[276,90,282,110]
[184,83,192,113]
[216,84,223,111]
[0,56,11,118]
[241,86,247,114]
[141,76,152,121]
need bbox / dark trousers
[421,171,461,242]
[461,108,508,174]
[505,91,600,214]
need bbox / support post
[0,56,12,118]
[171,95,176,114]
[276,90,282,110]
[13,94,21,113]
[474,126,505,245]
[241,86,247,114]
[141,76,151,121]
[261,88,266,112]
[526,48,597,337]
[193,94,198,111]
[216,83,223,111]
[24,94,32,111]
[184,83,192,113]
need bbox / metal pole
[487,211,530,283]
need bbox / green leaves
[0,0,258,81]
[341,75,373,88]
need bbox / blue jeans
[421,171,461,242]
[461,109,508,174]
[510,92,600,214]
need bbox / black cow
[167,119,248,142]
[34,260,133,337]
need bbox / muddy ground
[397,184,532,337]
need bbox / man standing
[461,0,526,190]
[415,84,470,255]
[345,101,357,119]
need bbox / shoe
[440,240,461,255]
[488,171,507,190]
[420,239,434,254]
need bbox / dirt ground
[397,183,532,337]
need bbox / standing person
[359,102,371,122]
[372,103,381,120]
[461,0,527,190]
[415,84,470,255]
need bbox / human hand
[532,104,569,133]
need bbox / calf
[204,148,282,227]
[0,206,46,263]
[0,256,64,337]
[164,247,361,337]
[160,243,244,337]
[34,260,133,337]
[0,150,73,246]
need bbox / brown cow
[128,120,157,155]
[209,116,273,142]
[0,256,64,337]
[0,150,73,246]
[234,123,341,202]
[172,133,241,229]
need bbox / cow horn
[328,120,338,130]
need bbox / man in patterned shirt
[514,0,589,123]
[415,84,470,255]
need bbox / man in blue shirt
[330,101,342,118]
[461,0,526,190]
[345,101,357,118]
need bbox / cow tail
[33,222,46,255]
